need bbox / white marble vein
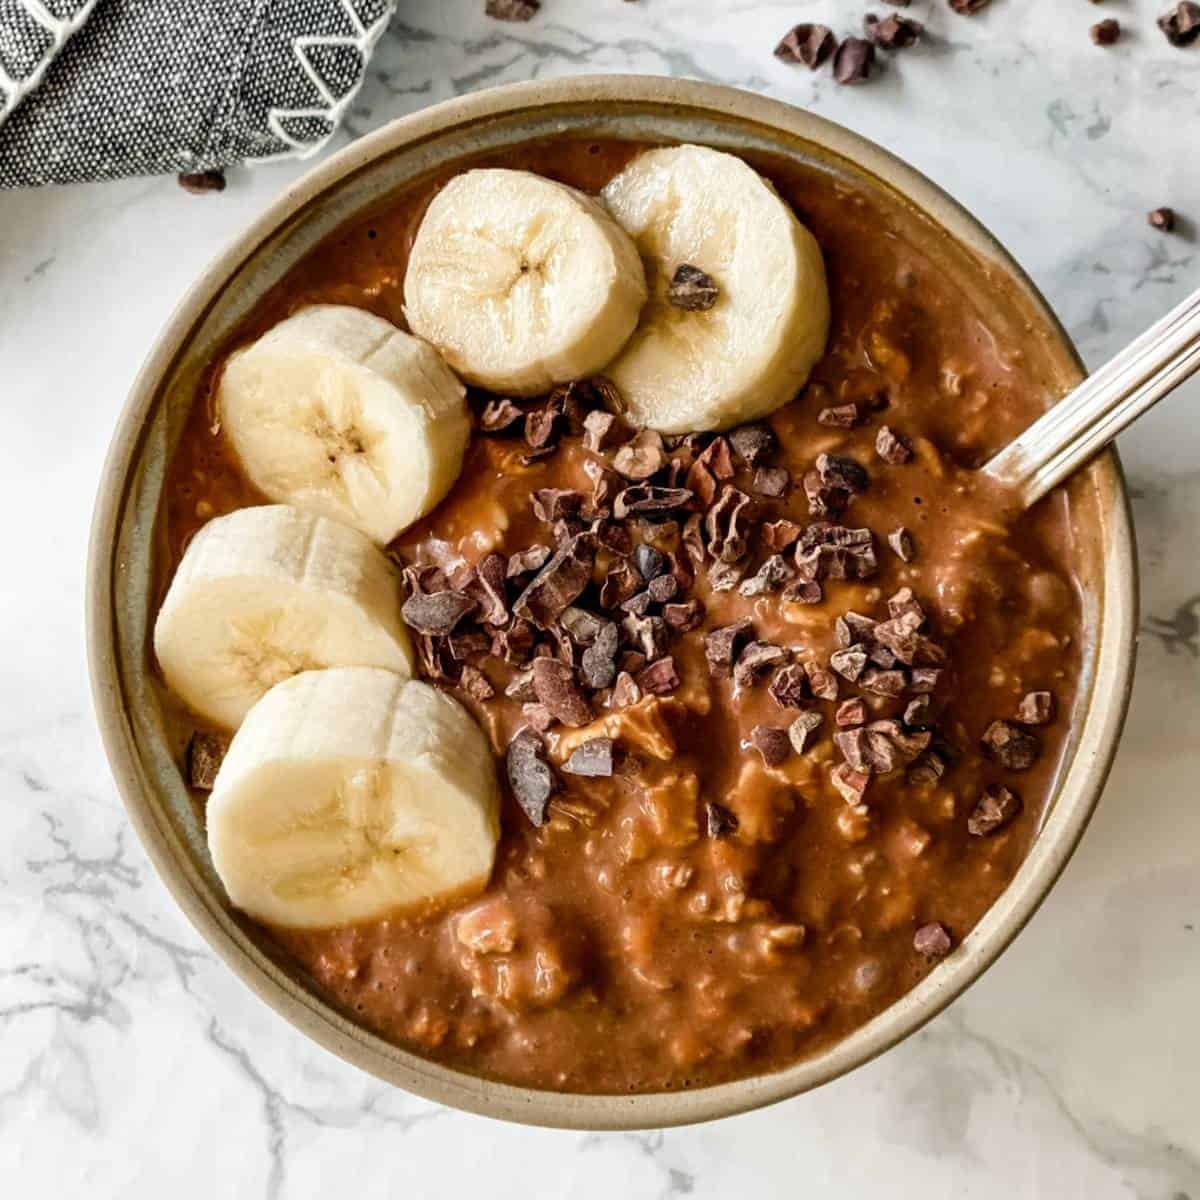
[1,1,1198,1195]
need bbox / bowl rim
[86,74,1138,1130]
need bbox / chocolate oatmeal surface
[159,139,1084,1093]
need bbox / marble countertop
[2,1,1198,1195]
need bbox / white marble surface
[2,1,1199,1195]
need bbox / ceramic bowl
[87,75,1137,1129]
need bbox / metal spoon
[982,285,1200,507]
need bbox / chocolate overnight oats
[153,138,1083,1093]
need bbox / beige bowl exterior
[87,76,1137,1130]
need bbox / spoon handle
[982,285,1200,508]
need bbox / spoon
[982,285,1200,507]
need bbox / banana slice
[154,505,413,730]
[206,668,500,929]
[218,304,470,545]
[403,169,648,395]
[600,144,831,434]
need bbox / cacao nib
[531,657,591,727]
[981,720,1041,770]
[638,656,680,695]
[913,923,952,959]
[705,620,754,678]
[401,589,477,636]
[513,534,596,627]
[788,710,823,754]
[186,732,228,790]
[967,784,1023,836]
[564,737,615,778]
[667,263,720,311]
[1016,690,1054,726]
[752,725,792,767]
[506,729,556,826]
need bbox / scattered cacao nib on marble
[734,641,788,688]
[485,0,539,20]
[705,620,754,678]
[564,737,615,778]
[1148,207,1177,232]
[480,397,524,432]
[833,36,875,84]
[949,0,991,13]
[514,535,596,626]
[818,402,861,428]
[831,762,871,804]
[775,22,837,68]
[875,425,913,465]
[178,169,226,194]
[753,466,790,497]
[1158,2,1200,46]
[788,710,823,754]
[913,922,952,959]
[728,424,777,466]
[752,724,792,767]
[1016,690,1055,726]
[836,698,868,728]
[706,801,739,838]
[967,784,1023,836]
[402,589,477,636]
[459,663,495,701]
[1091,17,1120,44]
[668,263,720,311]
[981,720,1041,770]
[507,729,556,825]
[637,655,680,695]
[864,12,923,48]
[888,526,916,562]
[186,732,228,790]
[738,554,794,597]
[531,657,591,727]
